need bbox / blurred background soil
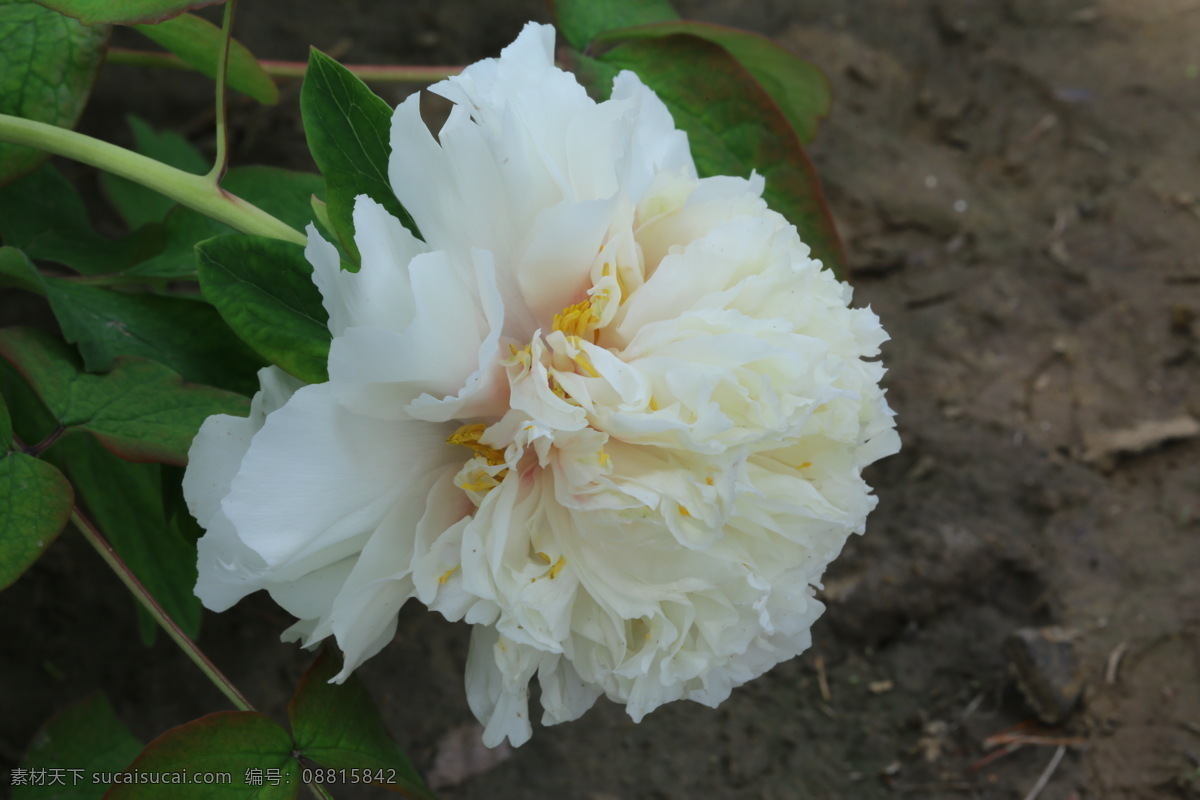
[3,0,1199,798]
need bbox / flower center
[551,298,598,339]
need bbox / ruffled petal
[221,383,459,567]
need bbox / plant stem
[106,47,463,83]
[0,114,305,246]
[309,783,336,800]
[207,0,238,183]
[74,507,337,799]
[71,507,254,711]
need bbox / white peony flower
[185,22,899,747]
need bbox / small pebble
[1003,626,1084,725]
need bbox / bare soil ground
[3,1,1198,799]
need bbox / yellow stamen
[552,299,596,338]
[447,423,507,466]
[799,461,812,469]
[534,552,552,565]
[548,556,566,580]
[649,396,659,411]
[678,504,691,518]
[438,566,459,585]
[705,476,714,486]
[571,344,600,378]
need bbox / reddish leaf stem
[23,426,65,457]
[106,47,463,83]
[71,505,254,711]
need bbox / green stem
[75,507,337,799]
[309,783,336,800]
[0,114,305,246]
[207,0,238,183]
[106,47,463,83]
[71,507,254,711]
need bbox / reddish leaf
[289,649,435,799]
[580,35,848,277]
[0,327,248,466]
[595,20,832,144]
[104,712,298,799]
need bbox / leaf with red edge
[0,448,72,590]
[594,20,831,144]
[289,649,435,799]
[550,0,679,51]
[104,712,298,799]
[0,327,248,466]
[33,0,221,25]
[578,35,847,277]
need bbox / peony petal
[222,383,459,567]
[328,247,508,422]
[184,366,302,527]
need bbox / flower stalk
[73,508,337,799]
[0,114,305,245]
[206,0,238,183]
[106,48,463,83]
[71,507,254,712]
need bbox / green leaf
[134,13,278,105]
[13,694,144,800]
[0,327,249,465]
[101,115,208,229]
[0,0,108,183]
[0,390,11,448]
[196,234,330,384]
[0,451,72,590]
[36,280,264,395]
[587,36,847,277]
[301,47,418,262]
[551,0,679,51]
[124,165,324,280]
[46,434,201,640]
[0,164,165,274]
[289,649,435,799]
[0,354,58,445]
[0,246,45,294]
[595,21,831,144]
[105,712,299,800]
[33,0,220,25]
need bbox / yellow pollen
[678,504,691,518]
[548,556,567,580]
[552,299,597,338]
[649,396,659,411]
[460,474,505,493]
[799,461,812,469]
[705,476,714,486]
[438,566,459,585]
[447,423,506,466]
